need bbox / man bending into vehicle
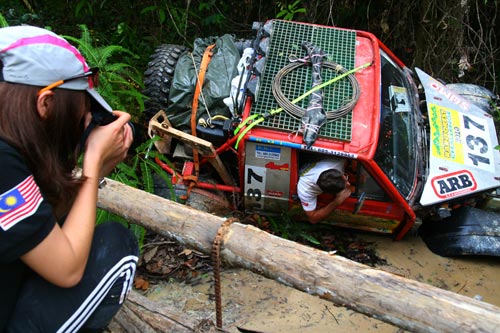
[297,158,351,224]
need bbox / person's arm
[21,111,133,288]
[304,188,351,224]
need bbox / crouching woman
[0,25,138,332]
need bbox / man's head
[317,169,350,195]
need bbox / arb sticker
[431,170,477,199]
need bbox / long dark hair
[0,82,89,207]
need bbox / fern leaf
[144,158,175,198]
[0,13,9,27]
[96,208,110,225]
[115,162,139,181]
[98,45,136,66]
[134,137,156,154]
[300,232,321,245]
[140,160,154,193]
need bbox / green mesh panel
[251,20,357,141]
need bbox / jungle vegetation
[1,0,498,122]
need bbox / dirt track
[142,232,500,332]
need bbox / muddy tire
[419,206,500,257]
[143,44,189,121]
[445,83,498,114]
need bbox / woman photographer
[0,25,138,332]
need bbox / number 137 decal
[462,114,493,171]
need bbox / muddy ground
[134,228,500,332]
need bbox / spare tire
[419,206,500,257]
[143,44,189,121]
[445,83,498,114]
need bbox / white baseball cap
[0,25,112,112]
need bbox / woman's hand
[83,111,133,178]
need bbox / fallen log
[98,178,500,333]
[108,289,220,333]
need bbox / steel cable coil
[272,60,361,121]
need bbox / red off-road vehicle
[143,20,500,257]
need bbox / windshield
[374,50,418,199]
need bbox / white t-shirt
[297,158,345,211]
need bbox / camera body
[92,109,117,126]
[91,109,135,138]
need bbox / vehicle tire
[419,206,500,257]
[143,44,189,122]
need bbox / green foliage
[96,209,147,250]
[138,0,227,43]
[63,24,146,120]
[139,2,190,38]
[266,212,321,247]
[492,100,500,122]
[74,0,93,18]
[1,0,42,26]
[141,5,166,24]
[0,12,9,27]
[276,0,306,21]
[108,136,176,198]
[198,0,225,27]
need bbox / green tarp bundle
[166,34,240,130]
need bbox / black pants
[7,222,139,333]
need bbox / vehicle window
[355,164,390,202]
[374,50,417,199]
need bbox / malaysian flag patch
[0,176,43,231]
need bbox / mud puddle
[139,232,500,332]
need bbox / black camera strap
[78,117,100,154]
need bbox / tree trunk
[98,178,500,333]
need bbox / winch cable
[273,60,361,121]
[234,61,372,148]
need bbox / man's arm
[304,188,351,224]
